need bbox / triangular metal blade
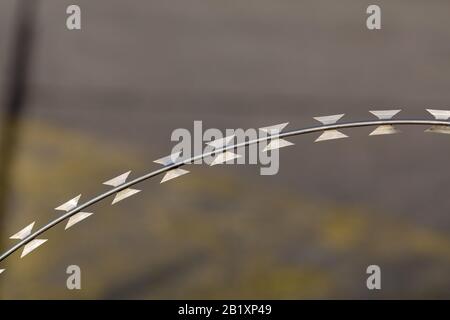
[315,130,348,142]
[426,109,450,120]
[160,168,190,183]
[314,114,345,125]
[369,125,399,136]
[206,135,235,149]
[111,188,141,205]
[210,151,241,166]
[153,151,182,166]
[263,139,294,152]
[370,109,401,120]
[21,239,47,258]
[10,222,35,240]
[0,269,4,275]
[103,171,131,187]
[259,122,289,134]
[55,195,81,212]
[425,125,450,134]
[65,212,94,230]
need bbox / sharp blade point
[55,195,81,212]
[154,151,182,166]
[369,110,401,120]
[65,212,94,230]
[425,125,450,134]
[10,222,35,240]
[263,139,294,152]
[103,171,131,187]
[160,168,190,183]
[369,125,399,136]
[259,122,289,134]
[210,151,241,166]
[112,188,141,205]
[426,109,450,120]
[21,239,47,258]
[314,114,345,125]
[315,130,348,142]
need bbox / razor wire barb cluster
[0,108,450,275]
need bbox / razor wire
[0,108,450,275]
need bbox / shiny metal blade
[21,239,47,258]
[111,188,141,205]
[55,195,81,212]
[314,114,345,125]
[65,212,94,230]
[210,152,241,166]
[426,109,450,120]
[160,168,190,183]
[263,138,294,152]
[259,123,289,134]
[315,130,348,142]
[103,171,131,187]
[154,151,182,166]
[370,110,401,120]
[425,125,450,134]
[369,125,399,136]
[0,269,4,275]
[10,222,35,240]
[206,135,235,149]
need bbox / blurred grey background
[0,0,450,299]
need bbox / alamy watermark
[366,265,381,290]
[169,121,284,175]
[66,5,81,30]
[66,265,82,290]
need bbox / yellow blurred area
[1,120,450,299]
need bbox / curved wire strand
[0,118,449,262]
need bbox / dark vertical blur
[0,0,38,291]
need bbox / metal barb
[211,151,241,166]
[314,114,347,142]
[259,123,289,134]
[103,171,131,187]
[21,239,47,258]
[10,222,35,240]
[314,114,345,125]
[427,109,450,120]
[160,168,190,183]
[315,130,348,142]
[425,125,450,135]
[369,125,399,136]
[1,115,450,264]
[370,110,401,120]
[154,151,182,166]
[263,138,294,152]
[55,195,81,212]
[65,212,94,230]
[111,188,141,205]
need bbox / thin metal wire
[0,118,449,262]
